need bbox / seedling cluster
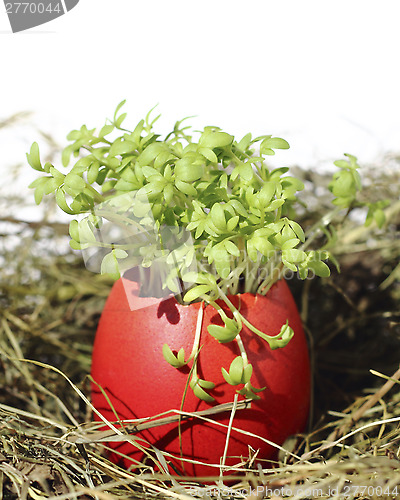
[28,101,384,401]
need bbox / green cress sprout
[27,101,382,402]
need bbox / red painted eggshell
[91,277,310,477]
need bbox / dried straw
[1,113,399,499]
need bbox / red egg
[91,277,310,477]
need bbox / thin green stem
[259,261,284,296]
[209,293,243,331]
[214,285,288,347]
[244,259,261,294]
[177,304,204,469]
[220,392,239,475]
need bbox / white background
[1,0,400,205]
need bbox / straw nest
[0,113,399,499]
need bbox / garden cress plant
[27,101,380,404]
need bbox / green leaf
[236,132,252,152]
[198,379,215,390]
[28,177,46,189]
[282,176,304,199]
[221,367,234,385]
[282,258,297,272]
[64,173,86,192]
[176,348,186,365]
[374,208,386,228]
[162,344,186,368]
[265,137,290,149]
[94,168,106,186]
[215,256,231,279]
[109,139,135,157]
[113,248,128,259]
[182,272,214,286]
[26,142,43,172]
[289,220,305,242]
[228,356,244,385]
[199,147,218,163]
[105,158,121,172]
[330,170,354,197]
[297,265,309,280]
[226,215,239,232]
[174,157,203,182]
[333,159,350,169]
[69,199,83,213]
[33,183,45,205]
[100,250,126,280]
[229,199,248,217]
[210,204,226,230]
[259,182,276,205]
[193,221,205,239]
[114,100,126,120]
[55,188,75,214]
[66,129,81,141]
[138,142,168,166]
[344,153,358,165]
[281,238,300,250]
[42,162,52,173]
[69,220,80,242]
[199,131,233,149]
[222,357,254,387]
[49,165,65,181]
[99,124,114,137]
[143,180,166,199]
[175,179,197,196]
[39,177,61,196]
[282,249,306,263]
[246,239,258,262]
[87,161,100,184]
[269,321,295,350]
[131,119,144,144]
[69,239,89,250]
[155,151,173,170]
[260,136,290,155]
[190,376,215,402]
[243,364,253,384]
[353,169,362,190]
[238,382,265,400]
[308,260,330,278]
[224,239,240,257]
[163,183,174,203]
[62,145,73,167]
[100,180,116,193]
[115,112,127,129]
[183,284,212,302]
[77,218,96,244]
[231,162,253,181]
[208,323,237,343]
[140,166,159,179]
[252,236,274,257]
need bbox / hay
[1,114,400,499]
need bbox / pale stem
[220,393,239,476]
[258,261,285,296]
[235,332,249,366]
[187,302,204,363]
